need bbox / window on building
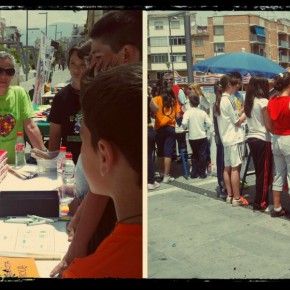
[170,53,186,62]
[169,36,186,46]
[150,54,168,63]
[195,54,205,60]
[154,21,164,30]
[170,19,180,29]
[214,26,224,36]
[194,36,204,47]
[214,43,225,52]
[149,37,168,47]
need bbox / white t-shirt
[217,93,245,146]
[182,107,212,140]
[246,98,271,142]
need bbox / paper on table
[0,165,62,192]
[0,256,39,278]
[0,223,67,260]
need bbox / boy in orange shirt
[62,63,142,278]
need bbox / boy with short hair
[62,63,142,278]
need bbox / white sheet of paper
[0,165,62,191]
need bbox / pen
[27,220,48,226]
[4,218,33,224]
[27,215,54,223]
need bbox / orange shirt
[153,95,180,130]
[62,223,142,278]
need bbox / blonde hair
[188,83,205,98]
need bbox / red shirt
[268,96,290,135]
[62,224,142,278]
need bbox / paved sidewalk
[148,161,290,279]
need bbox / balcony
[279,55,289,63]
[250,34,266,44]
[251,50,266,57]
[192,26,209,35]
[278,40,289,49]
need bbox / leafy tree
[0,45,21,64]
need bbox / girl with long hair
[244,77,272,211]
[213,80,226,198]
[216,74,248,207]
[151,80,180,183]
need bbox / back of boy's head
[189,94,200,107]
[81,63,142,187]
[90,10,142,55]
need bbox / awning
[254,26,265,37]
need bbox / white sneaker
[162,175,175,183]
[226,195,233,204]
[264,205,274,213]
[148,181,160,190]
[154,172,161,178]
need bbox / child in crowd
[213,80,227,199]
[182,94,212,179]
[215,74,248,206]
[152,78,180,183]
[62,63,142,278]
[267,72,290,217]
[244,77,273,211]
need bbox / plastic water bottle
[60,152,75,217]
[15,131,26,168]
[62,152,75,191]
[57,146,67,173]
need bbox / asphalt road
[148,159,290,279]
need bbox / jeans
[189,138,208,177]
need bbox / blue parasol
[193,52,286,79]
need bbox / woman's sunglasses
[0,67,16,76]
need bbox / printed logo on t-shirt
[0,114,16,137]
[70,112,83,135]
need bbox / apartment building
[192,14,290,69]
[147,11,196,81]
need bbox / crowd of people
[148,70,290,218]
[0,11,142,278]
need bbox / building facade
[192,14,290,69]
[147,12,196,81]
[148,12,290,81]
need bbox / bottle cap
[16,131,24,136]
[65,152,73,159]
[60,146,67,152]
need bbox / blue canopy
[193,52,286,79]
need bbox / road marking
[148,186,187,197]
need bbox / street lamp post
[26,27,40,81]
[38,12,48,36]
[57,31,62,40]
[184,12,194,83]
[168,12,195,83]
[51,24,57,40]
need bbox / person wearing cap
[0,51,46,164]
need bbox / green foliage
[0,45,21,64]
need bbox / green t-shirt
[0,86,34,164]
